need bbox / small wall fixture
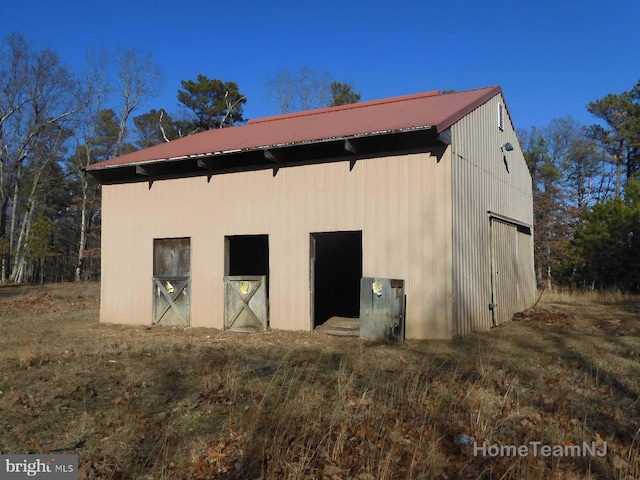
[501,142,514,152]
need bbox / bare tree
[113,49,163,157]
[67,48,162,282]
[68,49,110,282]
[265,67,333,114]
[545,117,609,208]
[0,33,80,282]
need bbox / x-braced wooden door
[153,277,190,325]
[153,238,190,326]
[224,275,268,331]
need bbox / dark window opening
[225,235,269,295]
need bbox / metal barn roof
[86,85,502,183]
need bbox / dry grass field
[0,283,638,479]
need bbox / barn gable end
[449,92,535,335]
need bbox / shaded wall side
[100,150,453,339]
[450,93,535,336]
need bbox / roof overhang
[86,125,442,185]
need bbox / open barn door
[310,231,362,331]
[153,238,190,326]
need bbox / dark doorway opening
[224,235,270,332]
[225,235,269,279]
[310,231,362,327]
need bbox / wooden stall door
[153,238,190,326]
[224,275,268,331]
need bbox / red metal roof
[86,85,502,171]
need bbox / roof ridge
[248,90,441,125]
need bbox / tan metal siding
[491,220,518,325]
[100,150,453,339]
[516,227,536,311]
[450,93,535,335]
[490,220,535,324]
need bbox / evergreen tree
[177,75,246,132]
[330,82,361,106]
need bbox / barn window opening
[310,231,363,328]
[225,235,270,278]
[224,235,269,331]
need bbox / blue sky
[5,0,640,132]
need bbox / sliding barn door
[490,218,534,325]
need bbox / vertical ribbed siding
[491,220,534,324]
[516,228,535,311]
[492,220,518,325]
[100,149,453,339]
[450,93,535,336]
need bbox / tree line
[0,33,360,284]
[520,80,640,291]
[1,32,637,290]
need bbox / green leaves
[177,75,246,132]
[571,179,640,289]
[133,108,179,148]
[330,82,361,107]
[588,80,640,190]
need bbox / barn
[85,85,535,340]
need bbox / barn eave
[86,125,441,185]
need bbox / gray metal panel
[224,275,268,332]
[360,277,405,342]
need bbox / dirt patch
[515,307,578,326]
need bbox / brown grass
[538,288,635,306]
[0,282,638,479]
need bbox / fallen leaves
[516,308,577,326]
[0,283,638,479]
[389,430,411,445]
[322,464,343,476]
[187,426,246,479]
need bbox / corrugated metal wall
[450,93,535,335]
[100,150,453,339]
[490,220,534,325]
